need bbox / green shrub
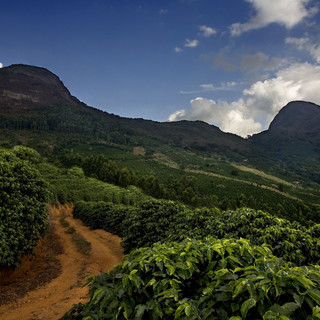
[121,199,189,253]
[62,238,320,319]
[12,145,41,164]
[0,149,49,268]
[204,208,320,265]
[73,201,130,237]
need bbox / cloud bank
[286,36,320,63]
[230,0,317,36]
[168,62,320,137]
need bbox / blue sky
[1,0,320,137]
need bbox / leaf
[175,304,185,319]
[92,288,105,303]
[263,310,290,320]
[241,298,256,319]
[185,241,192,252]
[185,305,191,316]
[166,264,175,276]
[293,293,304,307]
[296,275,315,289]
[214,268,229,280]
[122,274,129,288]
[233,279,248,298]
[146,278,156,287]
[270,302,299,316]
[134,304,146,320]
[228,255,243,266]
[308,289,320,306]
[129,269,138,280]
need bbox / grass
[59,214,91,255]
[71,233,91,256]
[59,217,70,228]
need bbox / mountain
[0,64,248,155]
[257,101,320,139]
[250,101,320,183]
[0,64,319,184]
[0,64,79,114]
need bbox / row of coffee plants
[39,162,148,206]
[72,200,320,265]
[62,237,320,319]
[73,201,131,237]
[0,147,49,268]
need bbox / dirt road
[0,204,123,320]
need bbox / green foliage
[12,145,41,164]
[73,201,131,237]
[39,162,147,205]
[203,208,320,265]
[62,238,320,320]
[121,200,189,253]
[67,166,85,178]
[0,148,49,268]
[73,200,320,266]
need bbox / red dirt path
[0,204,123,320]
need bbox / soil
[0,203,123,320]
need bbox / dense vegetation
[0,147,49,268]
[56,152,320,226]
[66,198,320,319]
[63,238,320,320]
[72,200,320,265]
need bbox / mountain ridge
[0,64,248,153]
[0,64,319,184]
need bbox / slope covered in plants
[0,147,49,268]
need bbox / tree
[0,148,49,268]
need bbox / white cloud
[168,97,262,137]
[168,109,187,121]
[221,109,262,137]
[168,62,320,137]
[174,47,183,53]
[230,0,317,36]
[185,38,199,47]
[180,82,240,94]
[0,63,2,68]
[286,37,320,63]
[200,84,215,90]
[199,25,217,37]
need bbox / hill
[0,64,319,216]
[0,64,247,156]
[250,101,320,184]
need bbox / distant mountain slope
[0,64,248,154]
[0,64,319,184]
[251,101,320,146]
[0,64,79,114]
[250,101,320,183]
[268,101,320,136]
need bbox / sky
[1,0,320,137]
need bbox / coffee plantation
[0,148,49,268]
[62,238,320,319]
